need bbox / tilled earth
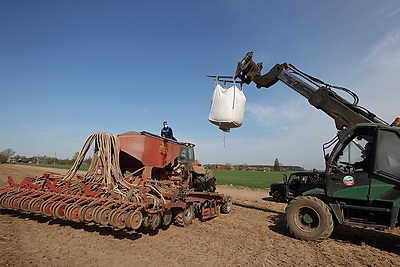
[0,164,399,266]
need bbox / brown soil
[0,164,399,266]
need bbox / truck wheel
[221,196,233,214]
[272,191,285,202]
[175,205,195,227]
[285,196,334,241]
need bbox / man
[354,142,373,172]
[161,121,177,140]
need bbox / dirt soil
[0,165,399,266]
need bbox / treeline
[0,148,91,166]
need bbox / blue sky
[1,0,399,169]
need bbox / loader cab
[325,124,400,201]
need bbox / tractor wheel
[192,169,217,192]
[285,196,334,241]
[221,196,233,214]
[175,205,195,227]
[272,191,286,202]
[204,169,216,192]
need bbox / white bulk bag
[208,83,246,132]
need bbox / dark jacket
[161,126,176,140]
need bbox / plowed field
[1,165,399,266]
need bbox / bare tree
[1,148,16,163]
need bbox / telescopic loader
[218,52,400,241]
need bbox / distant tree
[69,152,80,164]
[1,148,16,163]
[0,154,7,164]
[83,156,92,166]
[274,158,281,171]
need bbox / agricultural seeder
[0,131,232,231]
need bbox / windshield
[179,147,195,162]
[376,130,400,178]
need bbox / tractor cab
[325,123,400,201]
[178,143,196,163]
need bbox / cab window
[376,130,400,178]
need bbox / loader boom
[235,52,387,130]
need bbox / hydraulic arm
[235,52,387,130]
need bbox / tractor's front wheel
[285,196,334,241]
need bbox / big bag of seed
[208,84,246,132]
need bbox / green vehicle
[217,52,400,241]
[269,171,324,203]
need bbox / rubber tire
[272,191,286,203]
[163,209,173,226]
[175,205,195,227]
[221,196,233,214]
[126,210,143,230]
[150,213,161,230]
[285,196,334,241]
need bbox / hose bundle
[62,133,130,196]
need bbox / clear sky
[1,0,399,169]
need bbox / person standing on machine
[161,121,177,140]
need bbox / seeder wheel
[0,195,10,209]
[54,202,68,219]
[82,205,96,222]
[50,201,61,217]
[113,210,128,229]
[150,213,161,230]
[18,196,32,211]
[65,204,81,222]
[96,207,112,226]
[92,206,104,224]
[126,210,143,230]
[70,205,81,222]
[41,200,55,217]
[29,198,44,214]
[10,196,21,210]
[163,209,173,226]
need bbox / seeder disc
[126,210,143,230]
